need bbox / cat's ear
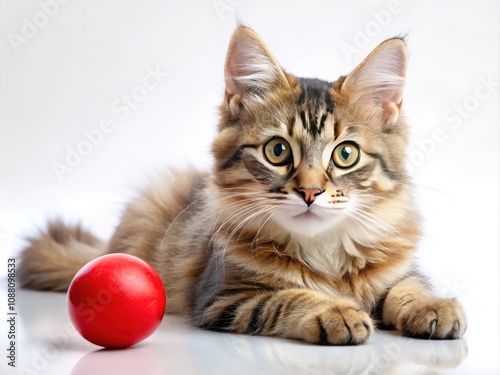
[224,27,289,114]
[341,38,407,128]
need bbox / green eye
[264,138,293,166]
[332,142,360,168]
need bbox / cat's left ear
[224,27,290,114]
[341,38,407,128]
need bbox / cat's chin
[273,208,344,238]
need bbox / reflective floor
[1,287,497,375]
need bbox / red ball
[67,253,166,348]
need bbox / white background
[0,0,498,372]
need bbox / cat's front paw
[398,297,466,339]
[299,299,373,345]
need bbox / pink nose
[297,188,323,206]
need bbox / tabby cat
[19,27,466,345]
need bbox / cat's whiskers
[210,194,271,234]
[347,207,397,236]
[213,201,276,270]
[233,203,278,247]
[159,192,242,250]
[211,201,264,270]
[215,199,276,242]
[160,189,272,248]
[209,191,279,237]
[220,205,276,261]
[251,209,277,251]
[159,194,206,251]
[211,199,268,243]
[225,205,274,246]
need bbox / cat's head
[211,27,411,239]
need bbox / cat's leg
[197,288,373,345]
[381,275,466,339]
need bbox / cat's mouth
[293,210,317,219]
[271,193,351,237]
[275,205,344,237]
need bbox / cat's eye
[332,142,360,169]
[263,138,293,166]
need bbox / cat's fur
[18,27,466,344]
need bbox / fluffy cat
[18,26,466,345]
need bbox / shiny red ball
[67,253,166,348]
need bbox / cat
[18,26,466,345]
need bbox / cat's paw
[397,297,466,339]
[299,299,373,345]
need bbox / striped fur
[18,27,466,344]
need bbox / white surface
[0,287,482,375]
[1,0,499,374]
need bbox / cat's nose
[296,188,323,206]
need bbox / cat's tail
[18,221,106,292]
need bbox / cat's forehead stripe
[296,77,333,105]
[293,78,336,138]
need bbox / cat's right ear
[224,27,289,115]
[340,37,407,129]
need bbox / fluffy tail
[18,221,105,291]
